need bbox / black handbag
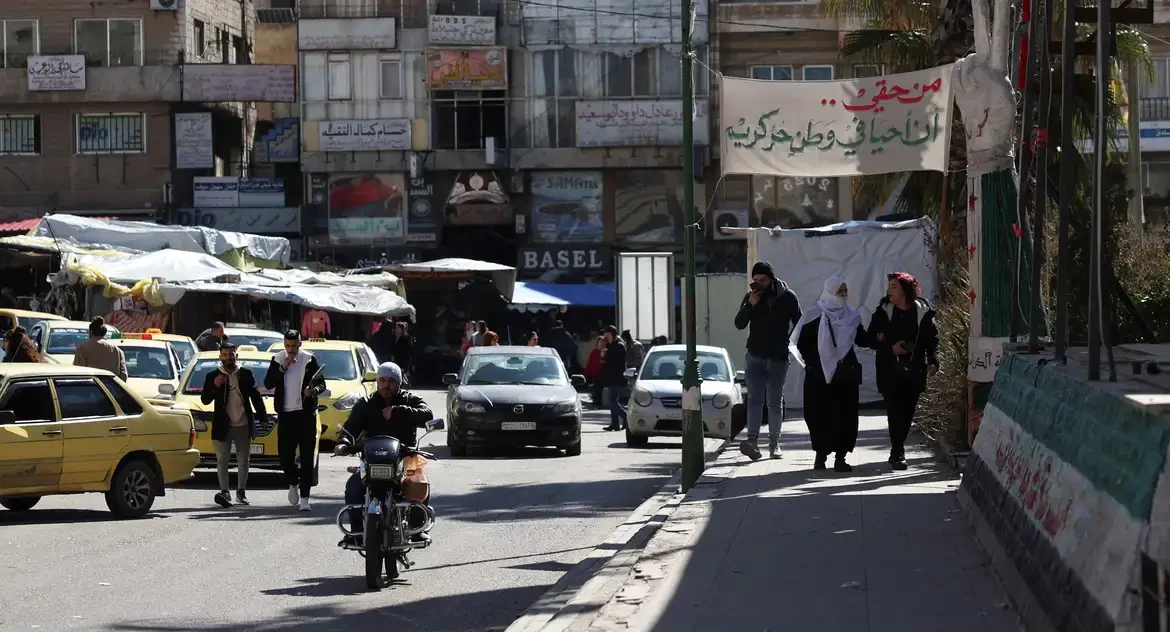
[827,324,863,385]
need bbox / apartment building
[0,0,261,227]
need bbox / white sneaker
[299,497,311,512]
[288,485,299,506]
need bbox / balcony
[299,0,428,28]
[0,49,181,104]
[1141,97,1170,121]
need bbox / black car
[443,346,586,457]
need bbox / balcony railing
[299,0,428,27]
[1141,97,1170,121]
[9,48,183,68]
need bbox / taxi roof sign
[122,333,153,340]
[308,338,327,342]
[145,328,162,334]
[236,345,259,352]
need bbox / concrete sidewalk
[526,415,1024,632]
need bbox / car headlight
[461,401,486,414]
[712,392,732,409]
[333,390,364,411]
[551,400,577,415]
[632,388,653,407]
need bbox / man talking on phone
[266,330,326,511]
[201,343,267,508]
[734,261,802,460]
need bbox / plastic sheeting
[384,258,516,301]
[157,281,415,320]
[73,250,241,284]
[34,214,290,265]
[742,218,938,409]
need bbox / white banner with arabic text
[720,64,955,177]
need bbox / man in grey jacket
[733,261,801,460]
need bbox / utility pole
[679,0,703,492]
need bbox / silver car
[623,344,745,447]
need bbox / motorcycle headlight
[366,464,396,481]
[551,400,577,415]
[712,392,732,409]
[333,390,364,411]
[461,400,486,414]
[632,388,653,407]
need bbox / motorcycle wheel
[364,517,384,590]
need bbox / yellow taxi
[107,336,184,402]
[0,308,66,332]
[27,320,121,364]
[0,364,199,518]
[140,328,198,371]
[175,347,323,484]
[265,338,380,445]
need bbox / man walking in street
[733,261,802,460]
[197,321,230,352]
[600,325,628,432]
[200,343,267,507]
[265,330,327,511]
[472,320,487,347]
[74,317,128,381]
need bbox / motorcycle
[335,417,445,590]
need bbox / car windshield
[231,334,283,349]
[171,340,197,368]
[641,351,731,382]
[16,316,53,330]
[463,354,568,386]
[182,359,273,395]
[313,349,358,380]
[46,328,113,355]
[122,346,175,380]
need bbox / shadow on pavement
[0,508,169,526]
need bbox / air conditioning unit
[151,0,179,11]
[712,209,749,241]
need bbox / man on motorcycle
[335,361,433,547]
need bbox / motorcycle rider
[334,361,434,547]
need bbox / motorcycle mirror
[426,418,445,431]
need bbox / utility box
[616,252,674,343]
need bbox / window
[193,19,206,57]
[380,58,403,99]
[315,350,360,380]
[802,65,834,81]
[76,113,145,154]
[1,19,37,69]
[183,359,272,395]
[433,90,507,150]
[0,315,12,333]
[74,18,142,67]
[122,347,176,380]
[328,53,351,100]
[98,377,143,416]
[750,65,792,81]
[0,115,40,155]
[854,64,884,78]
[0,380,54,423]
[54,378,117,419]
[643,351,729,381]
[463,353,569,386]
[232,35,244,63]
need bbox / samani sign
[720,65,955,178]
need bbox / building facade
[0,0,259,227]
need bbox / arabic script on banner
[720,64,955,177]
[318,119,412,152]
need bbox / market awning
[0,216,114,233]
[510,282,682,311]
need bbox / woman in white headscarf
[789,274,868,472]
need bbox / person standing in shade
[733,261,802,460]
[266,330,327,511]
[866,272,939,471]
[197,322,230,352]
[790,275,868,472]
[201,343,267,507]
[74,317,128,381]
[472,321,488,347]
[600,325,628,432]
[392,322,414,382]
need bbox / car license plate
[230,444,264,455]
[658,412,682,421]
[501,421,537,430]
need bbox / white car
[624,344,746,447]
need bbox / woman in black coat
[865,273,939,471]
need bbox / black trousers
[803,379,860,458]
[884,382,922,458]
[277,409,316,497]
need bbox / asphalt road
[0,389,718,632]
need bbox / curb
[505,434,738,632]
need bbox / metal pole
[1089,0,1110,380]
[1012,0,1038,342]
[679,0,703,492]
[1055,0,1075,362]
[1029,0,1053,352]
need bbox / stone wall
[959,352,1170,632]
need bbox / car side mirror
[442,373,459,386]
[362,371,377,383]
[570,374,586,386]
[158,383,176,396]
[735,371,746,384]
[623,368,637,379]
[426,418,445,431]
[0,410,14,425]
[320,388,332,398]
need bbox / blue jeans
[745,354,788,443]
[605,385,628,428]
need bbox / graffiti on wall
[994,426,1074,538]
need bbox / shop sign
[327,173,407,245]
[518,245,611,275]
[428,15,495,45]
[318,119,411,152]
[27,55,85,91]
[426,47,507,89]
[175,207,301,235]
[530,171,603,243]
[407,176,438,243]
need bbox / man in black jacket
[733,261,802,460]
[544,320,579,372]
[265,330,327,511]
[200,343,267,508]
[334,361,434,545]
[600,325,628,431]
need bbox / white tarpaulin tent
[384,258,516,301]
[157,281,416,320]
[743,218,938,408]
[73,250,240,284]
[35,214,291,265]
